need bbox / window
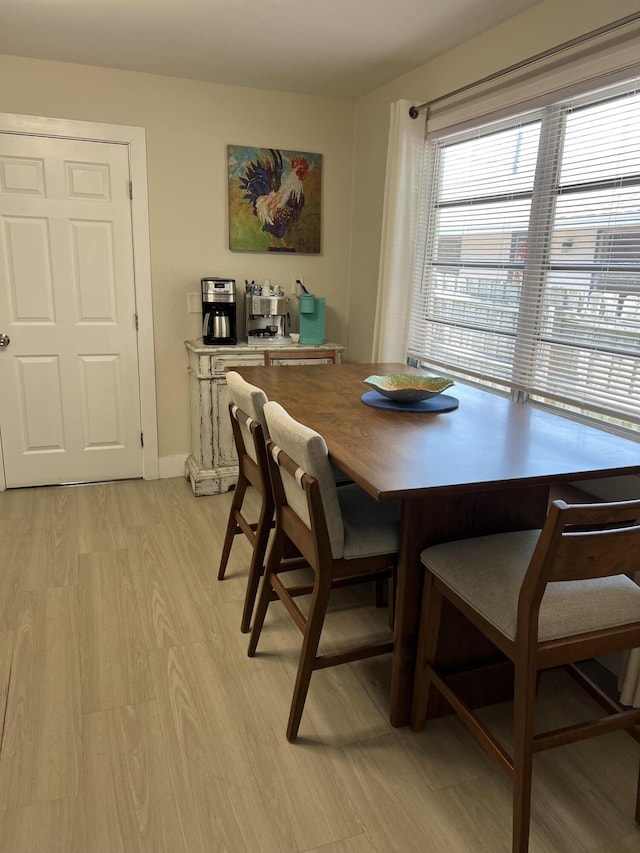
[409,77,640,433]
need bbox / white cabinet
[184,339,345,495]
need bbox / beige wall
[0,55,355,466]
[348,0,640,363]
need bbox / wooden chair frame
[248,438,395,742]
[263,348,339,366]
[218,403,306,632]
[411,498,640,853]
[217,403,274,632]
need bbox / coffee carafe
[202,278,236,345]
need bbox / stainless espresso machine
[202,278,237,345]
[245,282,290,344]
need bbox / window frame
[408,77,640,437]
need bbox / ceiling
[1,0,544,99]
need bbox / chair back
[263,349,339,366]
[519,498,640,629]
[226,370,269,464]
[263,400,344,559]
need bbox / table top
[235,362,640,502]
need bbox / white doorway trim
[0,112,158,489]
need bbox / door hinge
[129,180,133,200]
[140,431,144,447]
[135,312,139,330]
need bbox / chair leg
[240,497,273,633]
[286,577,332,742]
[247,530,284,658]
[374,576,388,608]
[511,659,538,853]
[636,757,640,825]
[217,474,248,580]
[411,572,442,732]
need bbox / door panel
[80,355,123,445]
[0,134,143,487]
[5,216,55,320]
[17,355,65,450]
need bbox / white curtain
[372,100,426,362]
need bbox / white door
[0,133,143,487]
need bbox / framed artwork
[227,145,322,253]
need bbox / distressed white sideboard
[184,339,345,495]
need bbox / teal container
[299,296,326,345]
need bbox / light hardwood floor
[0,476,638,852]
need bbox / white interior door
[0,133,143,487]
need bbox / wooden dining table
[235,361,640,726]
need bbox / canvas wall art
[227,145,322,253]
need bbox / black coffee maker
[202,278,236,345]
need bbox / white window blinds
[409,77,640,431]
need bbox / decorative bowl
[363,373,454,402]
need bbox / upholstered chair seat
[338,484,400,558]
[421,528,640,642]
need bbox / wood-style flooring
[0,476,638,852]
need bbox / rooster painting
[228,146,321,253]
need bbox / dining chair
[263,348,339,365]
[248,400,399,742]
[218,371,349,632]
[411,498,640,853]
[217,371,278,632]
